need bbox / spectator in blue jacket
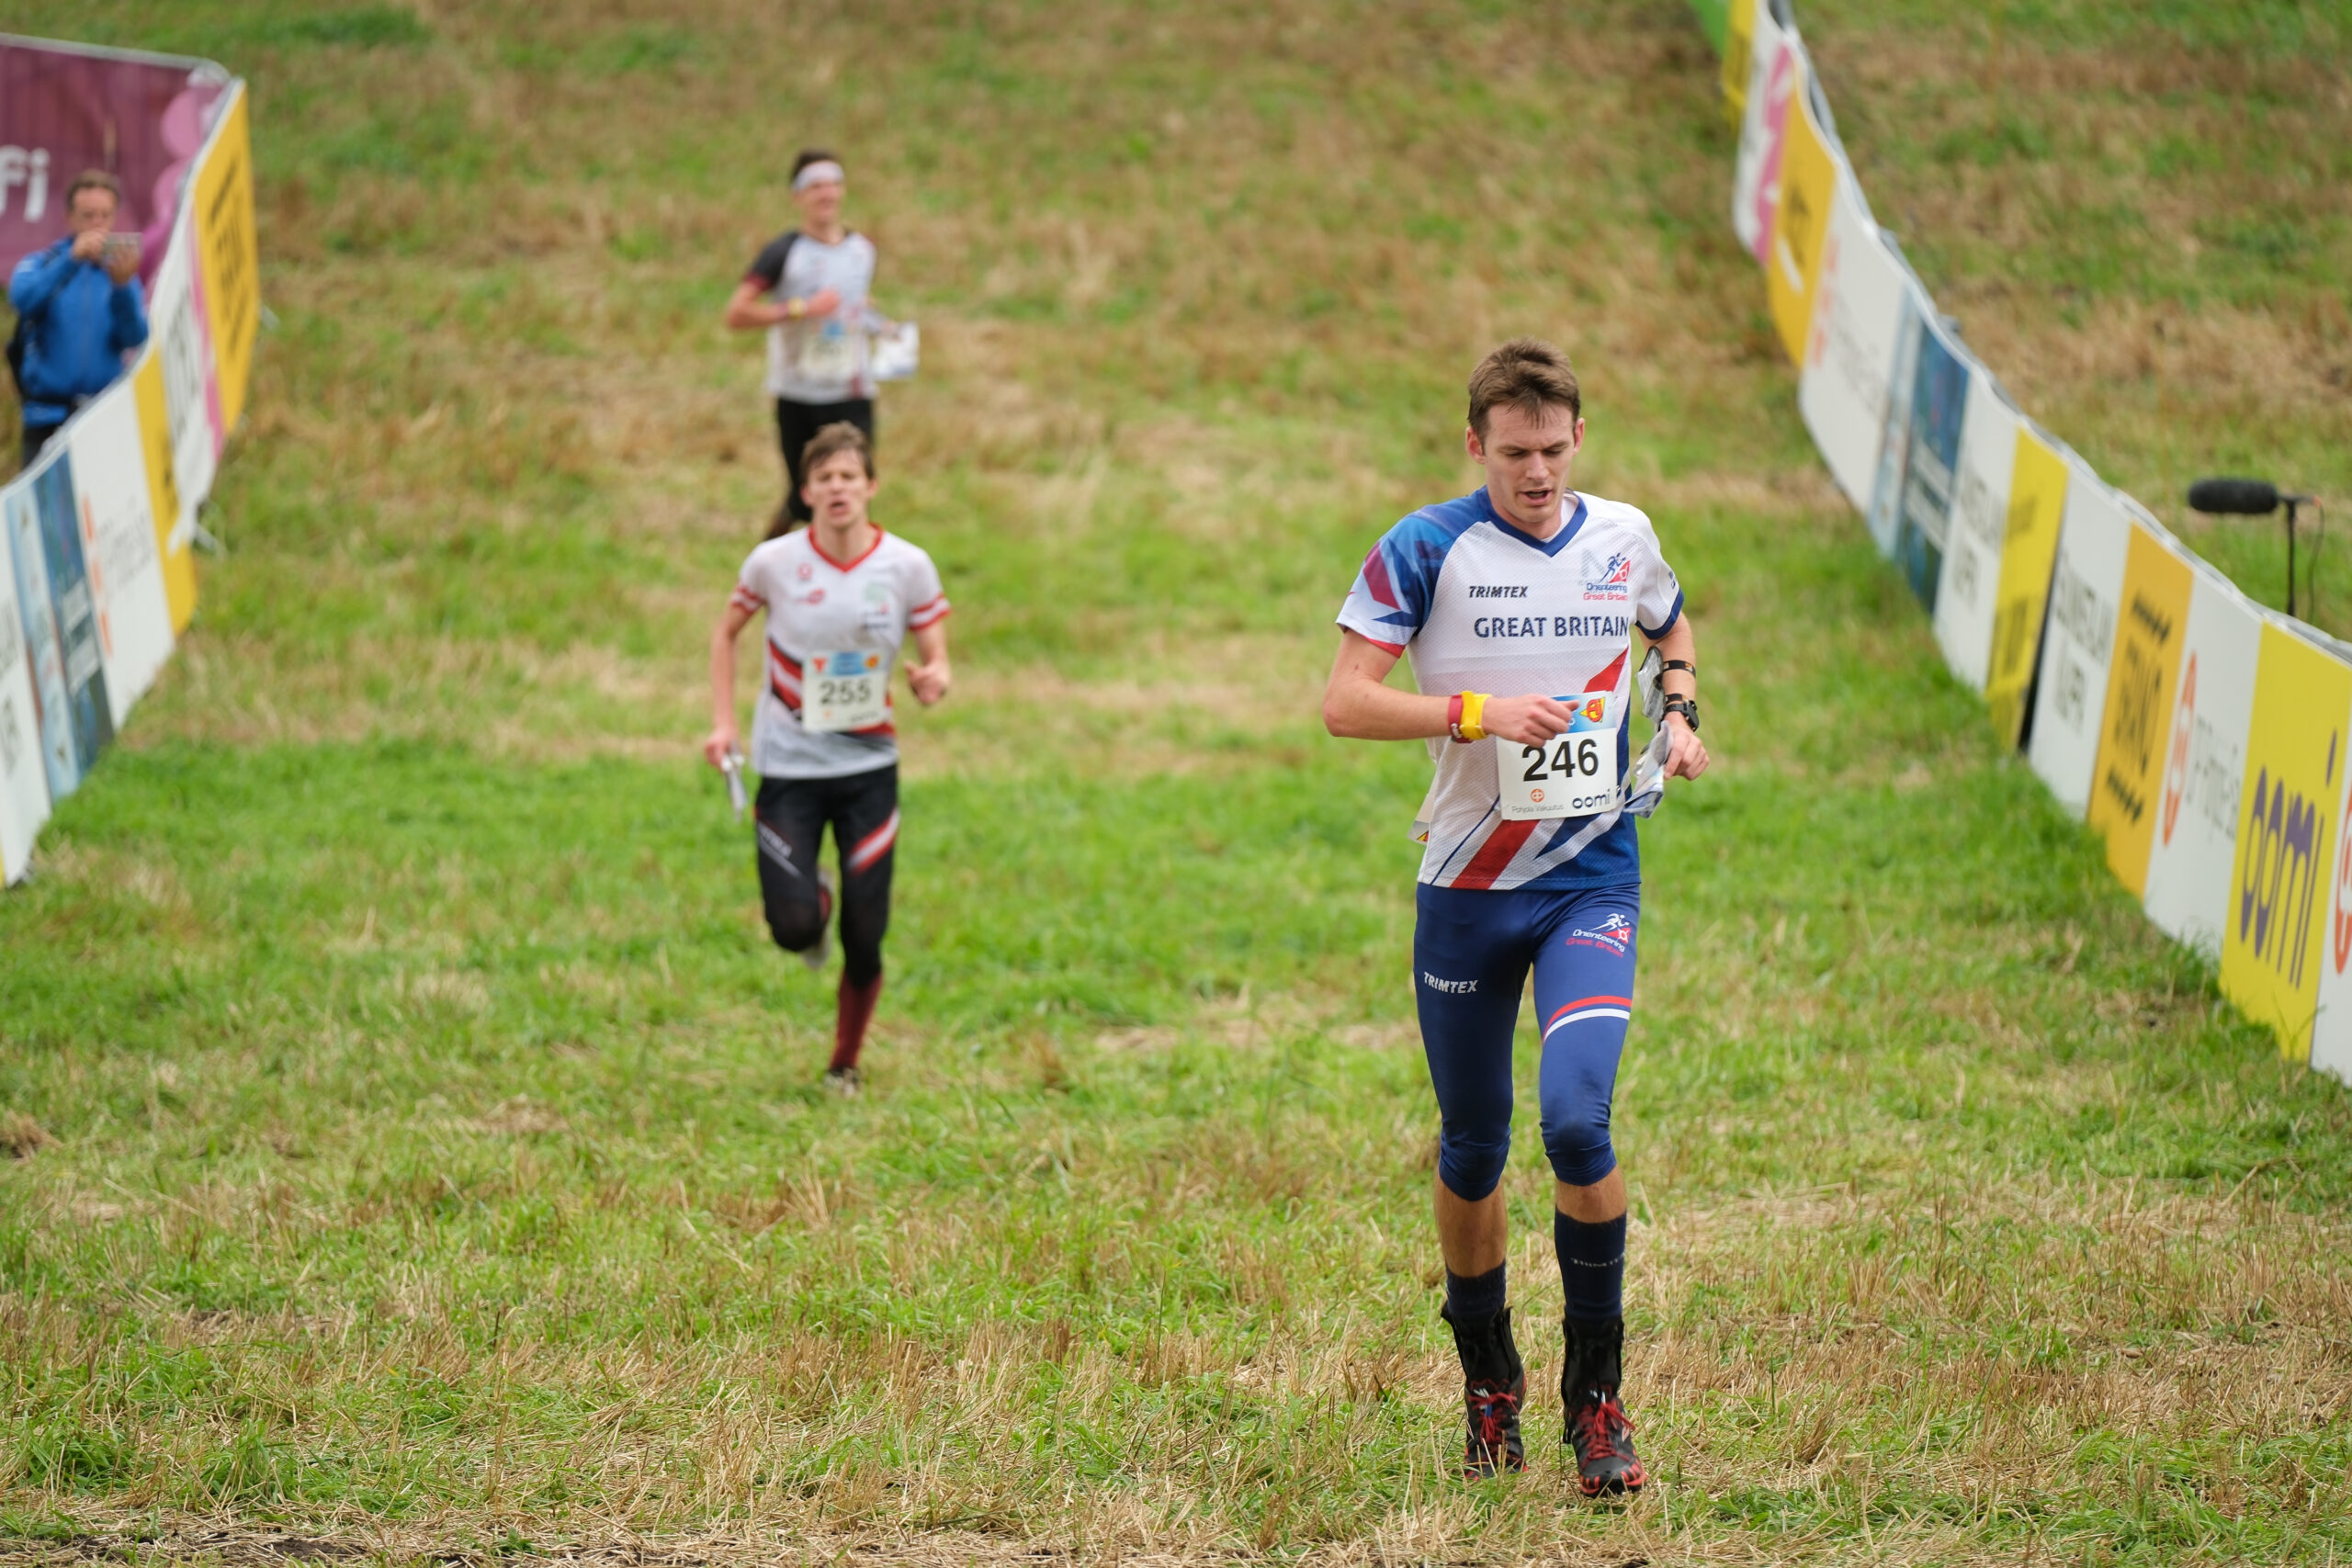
[8,170,148,468]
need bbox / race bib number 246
[1496,692,1622,820]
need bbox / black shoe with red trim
[1562,1315,1645,1497]
[1443,1302,1527,1479]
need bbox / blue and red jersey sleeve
[1335,511,1461,656]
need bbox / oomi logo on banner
[2222,625,2352,1060]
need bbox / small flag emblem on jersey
[820,651,881,676]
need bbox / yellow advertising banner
[1764,78,1836,366]
[2087,525,2194,895]
[1721,0,1758,120]
[193,86,260,437]
[2221,624,2352,1060]
[1984,431,2069,745]
[130,355,196,634]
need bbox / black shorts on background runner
[754,764,897,982]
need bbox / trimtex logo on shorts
[1421,972,1478,994]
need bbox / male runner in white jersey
[703,423,951,1094]
[1323,339,1708,1493]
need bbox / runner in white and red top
[1323,339,1709,1494]
[704,422,951,1095]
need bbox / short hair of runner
[802,421,873,480]
[1466,336,1582,436]
[792,148,841,180]
[66,169,122,209]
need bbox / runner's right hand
[1479,694,1578,747]
[71,230,108,264]
[802,288,842,319]
[701,726,740,768]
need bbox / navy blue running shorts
[1412,881,1641,1200]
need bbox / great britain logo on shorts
[1582,549,1634,602]
[1565,911,1633,953]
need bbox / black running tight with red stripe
[753,765,896,986]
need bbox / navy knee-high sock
[1444,1261,1508,1327]
[1555,1211,1626,1324]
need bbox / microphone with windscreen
[2188,478,2285,516]
[2189,476,2323,621]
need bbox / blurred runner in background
[702,423,951,1096]
[725,150,885,536]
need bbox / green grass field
[3,2,2350,1563]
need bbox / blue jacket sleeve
[109,280,150,354]
[8,243,73,317]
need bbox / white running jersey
[1335,489,1683,892]
[731,527,949,779]
[742,231,879,404]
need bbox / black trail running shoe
[1464,1371,1528,1478]
[1562,1314,1645,1496]
[1444,1302,1528,1479]
[1565,1386,1644,1495]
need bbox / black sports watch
[1661,694,1700,732]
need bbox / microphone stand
[2287,496,2299,620]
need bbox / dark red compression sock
[831,972,883,1072]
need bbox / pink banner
[0,37,225,283]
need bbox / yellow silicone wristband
[1459,691,1488,742]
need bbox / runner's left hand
[908,660,950,705]
[1663,712,1707,781]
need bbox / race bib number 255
[1496,692,1622,820]
[803,649,890,732]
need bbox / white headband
[793,161,845,193]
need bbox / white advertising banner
[1865,288,1971,611]
[148,199,221,539]
[2141,566,2262,959]
[1728,4,1794,265]
[67,390,178,727]
[0,527,53,886]
[2028,471,2132,818]
[1797,173,1908,515]
[1928,376,2020,694]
